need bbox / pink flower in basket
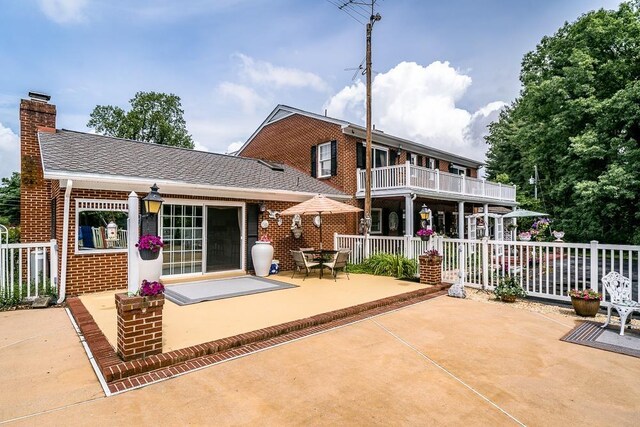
[416,228,434,237]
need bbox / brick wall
[19,99,56,243]
[419,255,442,285]
[116,293,164,361]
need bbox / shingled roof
[38,130,346,196]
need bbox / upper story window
[311,140,337,178]
[372,146,388,168]
[318,142,332,178]
[428,158,437,169]
[449,164,468,175]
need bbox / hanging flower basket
[136,235,164,260]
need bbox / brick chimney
[20,92,56,243]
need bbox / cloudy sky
[0,0,621,179]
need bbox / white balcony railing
[356,162,516,202]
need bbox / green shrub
[349,253,417,279]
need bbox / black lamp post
[141,184,164,236]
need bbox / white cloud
[234,53,329,92]
[324,61,505,162]
[217,82,267,113]
[225,141,244,154]
[193,140,209,152]
[38,0,88,24]
[0,122,19,179]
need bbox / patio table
[302,250,337,279]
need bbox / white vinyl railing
[334,234,639,305]
[356,162,517,202]
[0,239,58,301]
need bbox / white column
[404,194,414,236]
[127,192,139,294]
[483,203,489,237]
[458,201,465,239]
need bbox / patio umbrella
[502,209,549,218]
[280,194,362,249]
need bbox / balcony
[356,163,516,203]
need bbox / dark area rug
[164,276,298,306]
[561,321,640,359]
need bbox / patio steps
[67,283,450,394]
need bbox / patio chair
[290,250,320,280]
[322,249,350,282]
[601,271,640,336]
[299,247,315,262]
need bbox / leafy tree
[87,91,194,149]
[485,1,640,244]
[0,172,20,226]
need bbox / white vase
[252,242,274,277]
[138,249,163,283]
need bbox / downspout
[57,179,72,304]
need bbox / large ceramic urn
[252,241,274,277]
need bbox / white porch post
[404,194,414,236]
[457,201,465,238]
[127,192,139,294]
[483,203,489,237]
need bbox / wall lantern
[106,220,118,241]
[142,183,164,216]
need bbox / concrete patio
[2,293,639,425]
[79,272,430,352]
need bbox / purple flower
[136,235,164,252]
[139,279,165,296]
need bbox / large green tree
[486,1,640,244]
[0,172,20,226]
[87,91,195,149]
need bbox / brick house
[19,94,351,296]
[238,105,518,238]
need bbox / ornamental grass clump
[569,288,602,301]
[139,280,165,297]
[136,235,164,252]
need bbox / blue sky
[0,0,622,178]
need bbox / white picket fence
[0,236,59,301]
[334,234,640,304]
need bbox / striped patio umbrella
[280,194,362,249]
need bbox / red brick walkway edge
[67,284,450,394]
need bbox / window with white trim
[449,164,467,175]
[317,142,332,177]
[428,158,437,169]
[161,204,203,275]
[370,208,382,234]
[409,153,418,165]
[75,199,129,254]
[372,146,388,168]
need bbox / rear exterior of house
[19,95,352,297]
[238,105,517,239]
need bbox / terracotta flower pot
[571,297,600,317]
[501,295,517,303]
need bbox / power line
[326,0,366,25]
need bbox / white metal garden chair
[601,271,640,336]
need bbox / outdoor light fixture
[259,203,266,212]
[106,221,118,241]
[419,204,432,229]
[142,183,164,215]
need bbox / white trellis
[466,213,504,256]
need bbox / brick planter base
[115,293,164,361]
[419,255,442,285]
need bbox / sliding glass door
[161,204,203,276]
[206,206,242,272]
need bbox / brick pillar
[19,95,56,243]
[116,293,164,361]
[419,255,442,286]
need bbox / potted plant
[494,274,526,302]
[423,248,442,265]
[136,235,164,260]
[569,288,602,317]
[518,231,532,241]
[417,228,434,241]
[138,279,165,309]
[252,234,274,277]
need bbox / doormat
[164,276,298,306]
[560,321,640,359]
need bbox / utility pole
[364,3,381,235]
